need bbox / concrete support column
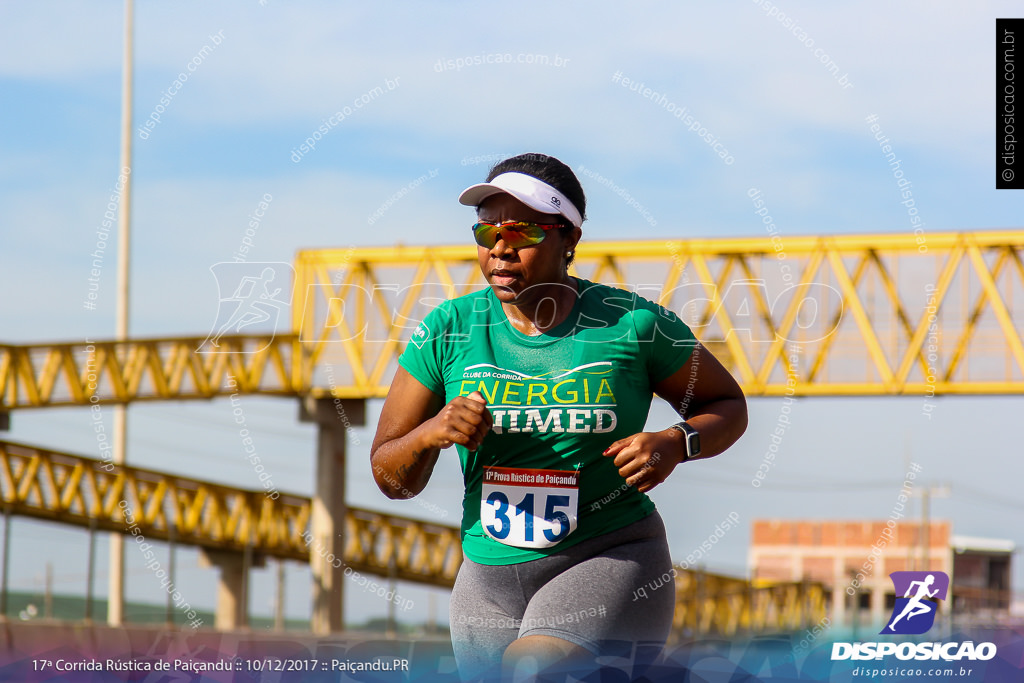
[831,581,847,628]
[870,584,887,628]
[299,396,364,635]
[199,548,255,630]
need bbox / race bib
[480,466,579,549]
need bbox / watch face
[687,431,701,457]
[673,422,700,459]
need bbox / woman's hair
[487,153,586,265]
[487,153,587,223]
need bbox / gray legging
[449,511,675,680]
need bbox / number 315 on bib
[480,467,579,549]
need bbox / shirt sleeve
[631,292,698,383]
[397,301,453,396]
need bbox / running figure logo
[199,262,293,353]
[882,571,950,635]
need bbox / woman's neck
[501,276,579,336]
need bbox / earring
[566,251,574,258]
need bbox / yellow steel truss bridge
[0,439,826,635]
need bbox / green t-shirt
[398,277,696,565]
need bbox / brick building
[749,519,964,628]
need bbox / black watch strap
[669,421,701,462]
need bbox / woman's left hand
[602,430,685,493]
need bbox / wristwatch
[669,421,701,462]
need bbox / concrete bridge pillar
[300,396,365,634]
[198,548,263,630]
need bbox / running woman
[371,153,747,681]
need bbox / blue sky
[1,1,1022,627]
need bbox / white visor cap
[458,172,583,229]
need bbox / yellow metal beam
[0,440,461,588]
[0,335,304,409]
[295,230,1024,398]
[671,568,829,639]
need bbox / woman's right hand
[372,371,492,499]
[424,391,493,451]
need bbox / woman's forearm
[679,396,748,460]
[370,422,442,499]
[370,383,492,499]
